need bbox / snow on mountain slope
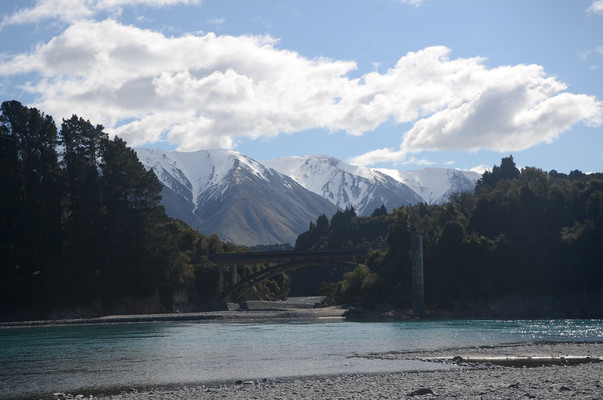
[135,149,481,245]
[377,167,481,205]
[263,155,422,215]
[135,148,271,208]
[135,148,339,245]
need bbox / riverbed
[1,316,601,399]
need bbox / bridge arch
[209,249,368,303]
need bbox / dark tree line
[0,101,263,316]
[297,156,603,315]
[292,205,389,300]
[295,206,388,251]
[0,101,176,312]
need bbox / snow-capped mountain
[135,149,481,245]
[135,148,339,246]
[263,155,422,216]
[377,167,481,205]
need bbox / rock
[408,388,434,396]
[559,386,571,391]
[452,356,464,364]
[53,393,66,399]
[236,380,244,384]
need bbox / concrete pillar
[231,264,237,285]
[242,264,247,280]
[410,234,424,318]
[218,265,224,292]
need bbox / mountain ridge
[263,155,480,210]
[135,149,481,245]
[376,166,481,205]
[262,155,423,215]
[135,148,340,245]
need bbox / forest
[299,157,602,316]
[1,100,602,318]
[0,101,277,317]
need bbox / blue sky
[1,0,602,173]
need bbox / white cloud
[0,20,600,160]
[394,0,427,6]
[0,20,357,149]
[1,0,93,27]
[208,17,225,25]
[581,45,603,61]
[587,0,603,14]
[0,0,201,28]
[348,49,602,166]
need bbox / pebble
[53,342,602,400]
[82,362,602,400]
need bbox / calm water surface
[1,319,602,399]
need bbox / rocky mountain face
[135,149,339,246]
[376,167,480,205]
[135,149,481,245]
[263,155,423,216]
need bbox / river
[1,319,602,399]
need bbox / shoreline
[0,301,348,329]
[90,341,602,400]
[0,307,347,329]
[3,297,603,329]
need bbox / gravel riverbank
[83,342,601,400]
[0,298,346,328]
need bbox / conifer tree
[0,101,63,306]
[60,116,107,299]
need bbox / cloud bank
[0,19,600,164]
[0,0,201,28]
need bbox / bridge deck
[208,249,369,265]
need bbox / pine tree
[60,116,108,299]
[0,101,63,307]
[99,136,169,300]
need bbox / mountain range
[135,149,480,246]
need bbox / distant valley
[135,149,480,245]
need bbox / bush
[334,264,379,305]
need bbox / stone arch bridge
[209,249,369,303]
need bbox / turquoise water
[1,319,602,399]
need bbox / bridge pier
[218,265,224,292]
[410,234,424,318]
[231,265,237,286]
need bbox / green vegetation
[2,98,600,317]
[289,206,388,297]
[0,101,286,316]
[299,156,603,313]
[296,206,388,251]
